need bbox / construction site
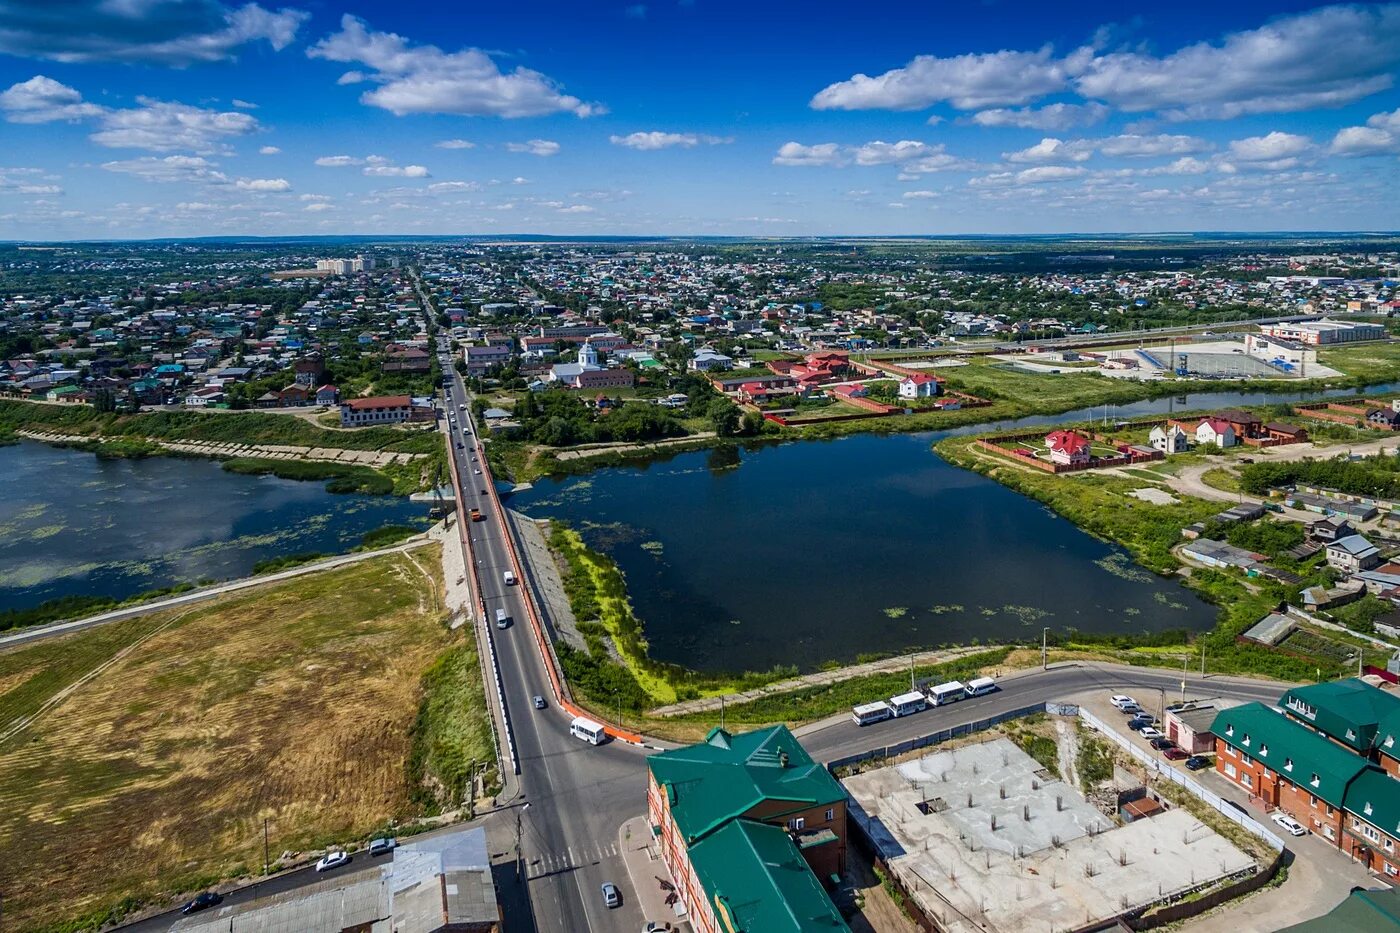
[843,737,1258,933]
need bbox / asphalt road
[441,343,651,933]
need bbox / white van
[889,691,927,717]
[851,701,894,726]
[965,676,997,698]
[503,570,517,586]
[495,608,509,629]
[570,716,607,745]
[927,681,966,707]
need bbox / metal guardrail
[825,702,1049,771]
[1078,708,1285,851]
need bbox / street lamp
[515,802,531,881]
[1041,627,1050,670]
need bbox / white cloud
[258,145,281,155]
[512,176,529,184]
[1076,5,1400,119]
[1015,165,1087,183]
[100,155,228,184]
[435,139,476,149]
[901,190,938,199]
[1004,137,1095,163]
[303,202,333,212]
[235,177,291,191]
[0,75,105,123]
[231,98,258,109]
[557,204,595,213]
[1149,156,1212,175]
[0,167,61,196]
[1225,131,1315,166]
[772,142,845,166]
[609,131,733,150]
[315,155,362,166]
[363,163,430,177]
[811,45,1090,111]
[816,6,1400,122]
[0,0,309,66]
[89,98,259,152]
[308,15,602,118]
[427,181,480,193]
[299,193,331,201]
[1330,108,1400,156]
[851,140,937,165]
[970,102,1108,130]
[1097,133,1212,158]
[505,139,560,157]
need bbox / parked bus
[570,716,607,745]
[965,676,998,698]
[926,681,966,707]
[494,608,509,629]
[889,691,927,717]
[851,701,894,727]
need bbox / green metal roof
[647,726,846,844]
[1277,887,1400,932]
[1380,708,1400,762]
[1279,679,1400,754]
[687,819,849,933]
[1345,768,1400,839]
[1210,702,1372,808]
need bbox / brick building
[1212,680,1400,880]
[646,726,849,933]
[339,394,434,427]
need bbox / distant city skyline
[2,0,1400,239]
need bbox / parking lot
[1075,689,1384,930]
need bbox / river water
[512,382,1400,673]
[0,441,430,613]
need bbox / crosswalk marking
[527,842,622,879]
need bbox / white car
[1139,726,1165,740]
[1272,813,1307,836]
[1111,694,1139,711]
[315,851,351,872]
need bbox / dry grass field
[0,543,492,931]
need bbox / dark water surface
[513,383,1400,673]
[0,441,429,612]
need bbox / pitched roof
[1200,418,1234,434]
[1210,702,1372,808]
[1329,535,1380,557]
[1280,678,1400,754]
[1277,886,1400,932]
[1344,767,1400,839]
[687,819,850,933]
[647,726,845,844]
[1044,429,1090,454]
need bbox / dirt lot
[0,545,463,930]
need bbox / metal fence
[1078,708,1284,851]
[826,703,1049,772]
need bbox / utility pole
[910,654,916,692]
[263,818,270,877]
[1042,627,1050,670]
[1181,655,1189,706]
[515,802,531,881]
[720,694,726,732]
[1201,644,1206,678]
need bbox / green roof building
[647,726,850,933]
[1280,678,1400,756]
[1210,702,1373,809]
[1277,887,1400,931]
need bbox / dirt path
[551,431,718,461]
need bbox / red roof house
[1044,429,1092,466]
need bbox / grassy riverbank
[0,545,491,932]
[487,349,1399,483]
[0,399,442,452]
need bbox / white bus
[889,691,927,717]
[570,716,607,745]
[926,681,966,707]
[851,701,894,727]
[964,676,998,698]
[494,608,509,629]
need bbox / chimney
[778,748,789,768]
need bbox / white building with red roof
[898,373,941,399]
[1195,418,1237,448]
[1044,429,1092,466]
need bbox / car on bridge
[180,892,223,915]
[315,851,351,872]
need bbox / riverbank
[493,342,1400,482]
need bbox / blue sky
[1,0,1399,238]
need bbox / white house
[898,373,939,399]
[1195,418,1237,448]
[689,348,733,372]
[1149,424,1190,454]
[1326,534,1382,574]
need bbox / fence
[825,703,1049,772]
[1078,708,1284,852]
